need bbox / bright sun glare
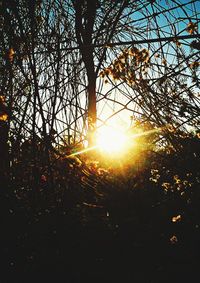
[68,124,162,158]
[97,126,129,154]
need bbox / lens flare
[66,124,162,159]
[97,126,128,154]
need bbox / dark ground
[1,179,200,283]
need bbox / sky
[95,0,200,133]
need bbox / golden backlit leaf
[162,182,171,191]
[186,22,197,34]
[189,61,200,70]
[172,215,181,223]
[100,47,151,84]
[0,113,8,121]
[0,96,5,104]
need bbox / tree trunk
[74,0,97,146]
[85,48,97,145]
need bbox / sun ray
[129,127,163,139]
[67,126,163,158]
[67,145,98,157]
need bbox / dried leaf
[172,215,181,223]
[0,113,8,121]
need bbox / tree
[72,0,97,145]
[1,0,199,160]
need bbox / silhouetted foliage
[0,1,200,282]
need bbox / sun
[96,125,129,154]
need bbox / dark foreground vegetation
[1,135,200,283]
